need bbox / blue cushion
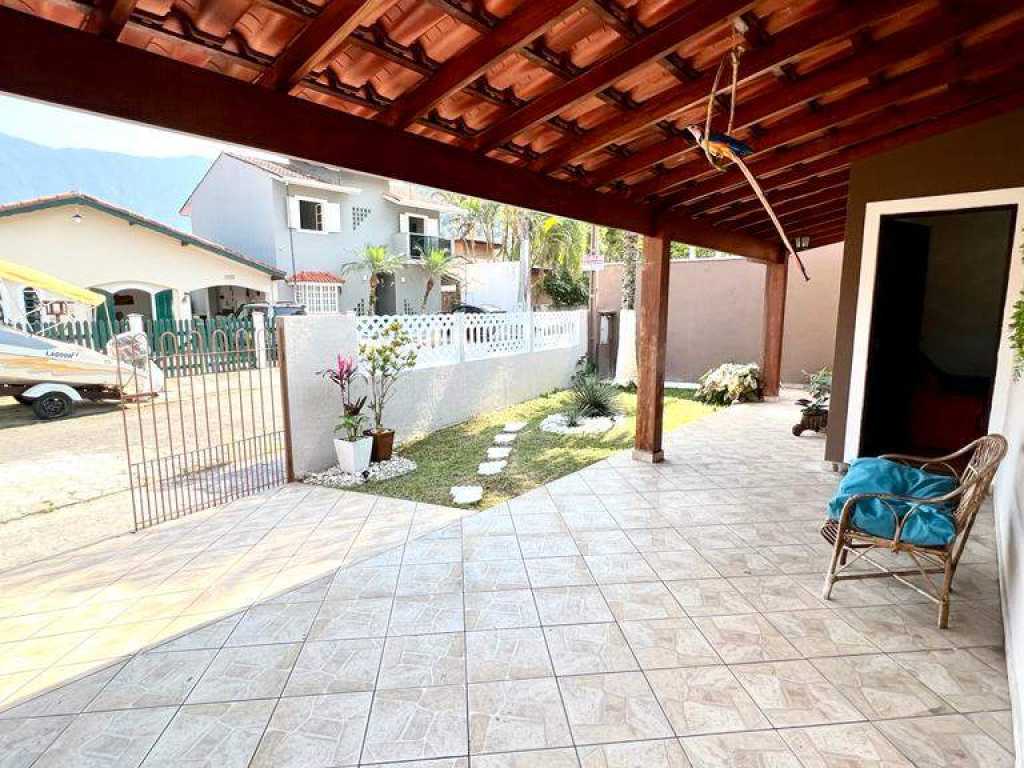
[827,457,958,547]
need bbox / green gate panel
[154,289,174,322]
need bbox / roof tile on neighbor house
[0,191,285,278]
[288,271,345,284]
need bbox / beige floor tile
[599,582,685,621]
[571,530,636,556]
[681,730,802,768]
[664,579,755,617]
[891,649,1011,713]
[732,660,865,728]
[249,691,371,768]
[465,628,554,682]
[462,536,519,563]
[729,575,827,613]
[966,711,1015,754]
[463,560,530,593]
[838,606,956,652]
[624,528,690,553]
[60,620,175,666]
[326,566,400,601]
[578,739,690,767]
[224,602,318,647]
[464,590,539,631]
[619,618,719,669]
[468,678,572,754]
[0,671,35,709]
[140,700,275,768]
[646,665,768,736]
[403,539,461,565]
[151,612,243,653]
[534,587,613,625]
[558,671,673,745]
[517,533,578,558]
[643,551,720,581]
[583,554,659,584]
[763,608,878,657]
[781,723,914,768]
[363,685,468,763]
[875,714,1014,767]
[378,633,465,689]
[543,623,637,675]
[692,614,800,663]
[389,594,464,636]
[0,631,93,676]
[187,642,299,703]
[284,638,384,696]
[808,654,951,720]
[525,557,594,588]
[678,525,747,551]
[310,597,392,641]
[33,706,176,768]
[397,563,463,597]
[0,714,73,767]
[87,648,215,711]
[0,661,124,719]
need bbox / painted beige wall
[0,206,275,301]
[596,244,842,383]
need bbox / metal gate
[118,323,288,530]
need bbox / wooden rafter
[530,0,923,174]
[378,0,586,129]
[471,0,755,153]
[256,0,380,91]
[712,177,851,226]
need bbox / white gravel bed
[540,413,619,435]
[304,456,417,488]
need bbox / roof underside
[3,0,1024,260]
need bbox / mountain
[0,133,210,230]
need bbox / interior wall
[829,108,1024,463]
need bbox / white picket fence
[356,310,584,369]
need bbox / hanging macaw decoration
[690,46,810,281]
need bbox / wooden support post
[762,256,789,398]
[634,232,671,463]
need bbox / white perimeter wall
[457,261,522,311]
[280,313,586,477]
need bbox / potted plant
[318,354,367,415]
[793,367,831,436]
[334,413,373,474]
[360,320,418,461]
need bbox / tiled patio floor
[0,393,1012,767]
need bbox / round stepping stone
[493,433,517,445]
[487,446,512,460]
[451,485,483,505]
[478,460,507,476]
[503,421,527,433]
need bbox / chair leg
[822,529,845,600]
[938,557,955,629]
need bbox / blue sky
[0,93,233,158]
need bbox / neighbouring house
[0,192,283,328]
[182,153,461,315]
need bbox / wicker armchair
[821,434,1007,628]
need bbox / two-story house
[181,153,458,314]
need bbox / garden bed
[353,387,715,508]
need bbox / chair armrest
[878,453,960,479]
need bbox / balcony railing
[391,232,453,260]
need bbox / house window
[352,206,372,231]
[292,282,340,314]
[299,199,323,232]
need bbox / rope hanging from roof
[688,46,810,281]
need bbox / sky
[0,93,254,158]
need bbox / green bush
[572,373,620,417]
[694,363,763,406]
[542,267,589,308]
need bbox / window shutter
[425,218,439,236]
[399,213,410,233]
[324,203,342,233]
[286,197,301,229]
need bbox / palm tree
[419,248,458,312]
[344,244,404,315]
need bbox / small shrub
[542,267,589,307]
[797,366,832,417]
[694,362,763,406]
[564,402,584,427]
[572,373,620,417]
[571,355,596,385]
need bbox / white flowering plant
[359,321,418,430]
[694,362,764,406]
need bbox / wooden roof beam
[379,0,586,129]
[530,0,924,174]
[472,0,754,153]
[256,0,380,91]
[706,174,851,224]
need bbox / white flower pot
[334,436,373,475]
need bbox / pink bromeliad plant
[318,354,367,416]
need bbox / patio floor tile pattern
[0,394,1013,767]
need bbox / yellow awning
[0,257,105,306]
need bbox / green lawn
[358,388,717,508]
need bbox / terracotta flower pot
[365,428,395,462]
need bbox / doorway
[859,206,1016,457]
[375,272,397,315]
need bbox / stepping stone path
[452,421,528,503]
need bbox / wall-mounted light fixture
[793,236,810,250]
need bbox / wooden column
[762,257,789,398]
[634,233,671,463]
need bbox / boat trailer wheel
[31,391,74,420]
